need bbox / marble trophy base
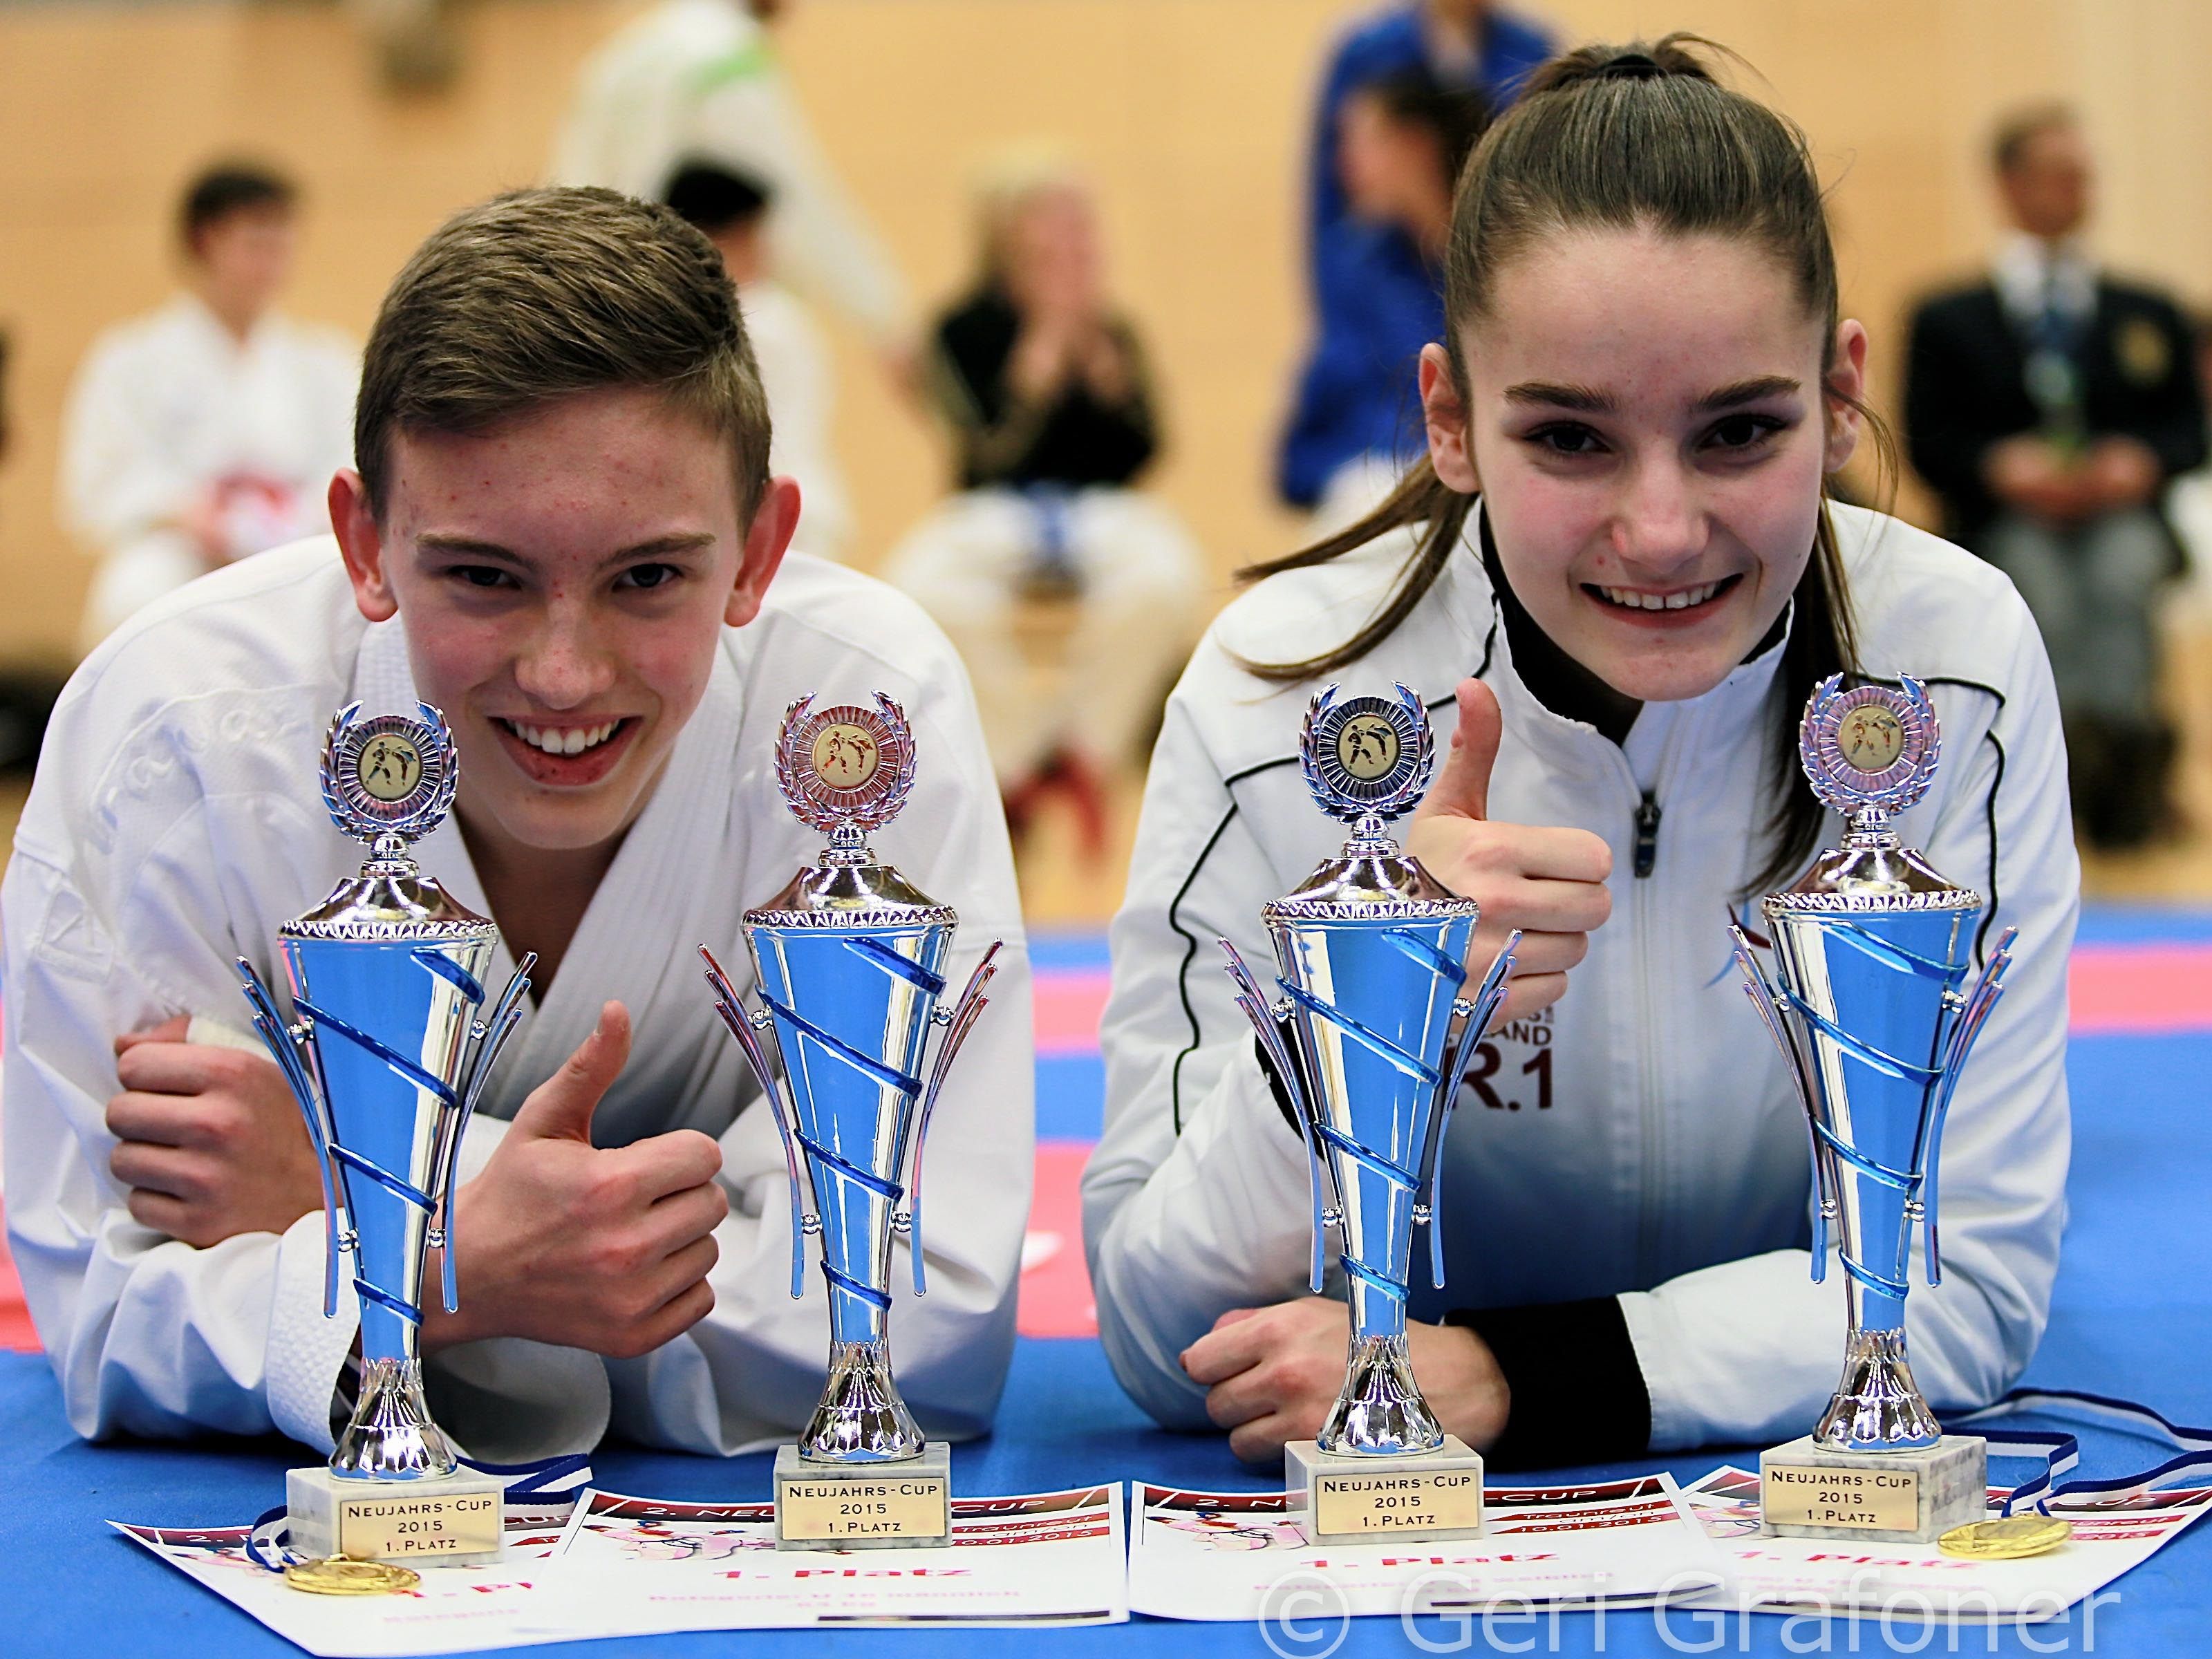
[286,1465,506,1566]
[1761,1435,1987,1541]
[1286,1435,1485,1544]
[774,1441,953,1550]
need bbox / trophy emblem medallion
[1221,684,1519,1544]
[238,703,537,1569]
[702,692,1000,1549]
[1732,676,2016,1541]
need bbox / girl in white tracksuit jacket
[1083,38,2075,1467]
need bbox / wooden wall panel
[0,0,2204,663]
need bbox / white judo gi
[3,538,1032,1463]
[552,0,909,346]
[744,279,852,563]
[57,294,357,652]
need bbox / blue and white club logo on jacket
[1300,682,1435,827]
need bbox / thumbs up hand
[1407,679,1613,1031]
[423,1002,728,1360]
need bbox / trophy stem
[332,1356,459,1480]
[1318,1332,1444,1455]
[1815,1324,1943,1452]
[800,1338,926,1463]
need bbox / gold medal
[283,1556,423,1595]
[1937,1515,2073,1559]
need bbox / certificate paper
[550,1483,1127,1630]
[1127,1472,1724,1621]
[114,1484,1125,1656]
[1683,1467,2212,1621]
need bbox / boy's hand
[106,1016,322,1246]
[424,1002,727,1360]
[1180,1297,1509,1463]
[1405,678,1613,1031]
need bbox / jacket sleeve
[1618,617,2077,1451]
[1902,298,1999,511]
[2124,295,2207,480]
[687,53,910,344]
[1,714,606,1461]
[1084,676,1319,1428]
[603,654,1031,1455]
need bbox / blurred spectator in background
[554,0,916,384]
[58,162,358,654]
[884,153,1201,853]
[665,160,852,562]
[1277,66,1488,523]
[1279,0,1545,518]
[1904,105,2205,849]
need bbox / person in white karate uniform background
[552,0,915,382]
[665,160,854,565]
[2,188,1032,1463]
[57,161,358,654]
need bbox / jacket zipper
[1633,791,1662,879]
[1627,711,1691,1282]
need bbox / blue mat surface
[3,1011,2209,1652]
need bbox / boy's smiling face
[332,386,795,861]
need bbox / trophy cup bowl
[238,704,533,1568]
[702,693,998,1550]
[1732,675,2014,1542]
[1221,685,1516,1545]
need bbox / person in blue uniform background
[1276,2,1555,515]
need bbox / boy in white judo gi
[58,161,359,653]
[3,188,1031,1465]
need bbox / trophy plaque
[238,704,535,1567]
[1732,675,2015,1541]
[1221,685,1517,1545]
[701,693,1001,1550]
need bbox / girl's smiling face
[1423,225,1867,704]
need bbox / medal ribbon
[1956,1387,2212,1516]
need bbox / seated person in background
[884,153,1201,848]
[4,188,1031,1463]
[1904,104,2205,850]
[1278,67,1488,525]
[59,160,359,654]
[665,159,854,563]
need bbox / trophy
[1732,675,2015,1541]
[1220,685,1517,1545]
[700,693,1000,1550]
[238,704,535,1569]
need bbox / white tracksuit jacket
[1083,501,2076,1452]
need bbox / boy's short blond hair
[355,187,771,521]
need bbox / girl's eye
[617,563,682,591]
[1527,422,1608,456]
[1705,414,1786,451]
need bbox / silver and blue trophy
[238,704,535,1568]
[700,693,1000,1550]
[1732,675,2015,1541]
[1221,685,1517,1544]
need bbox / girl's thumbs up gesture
[1407,678,1613,1030]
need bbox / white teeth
[503,719,619,756]
[1598,582,1720,612]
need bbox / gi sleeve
[1083,672,1318,1428]
[1618,614,2077,1451]
[57,333,200,554]
[603,635,1030,1455]
[686,49,910,345]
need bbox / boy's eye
[1705,414,1785,451]
[450,565,516,590]
[1527,422,1607,456]
[616,563,682,591]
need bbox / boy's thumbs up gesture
[1407,679,1613,1031]
[424,1002,729,1360]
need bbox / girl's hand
[1180,1297,1509,1463]
[1405,678,1613,1031]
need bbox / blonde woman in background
[884,153,1203,847]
